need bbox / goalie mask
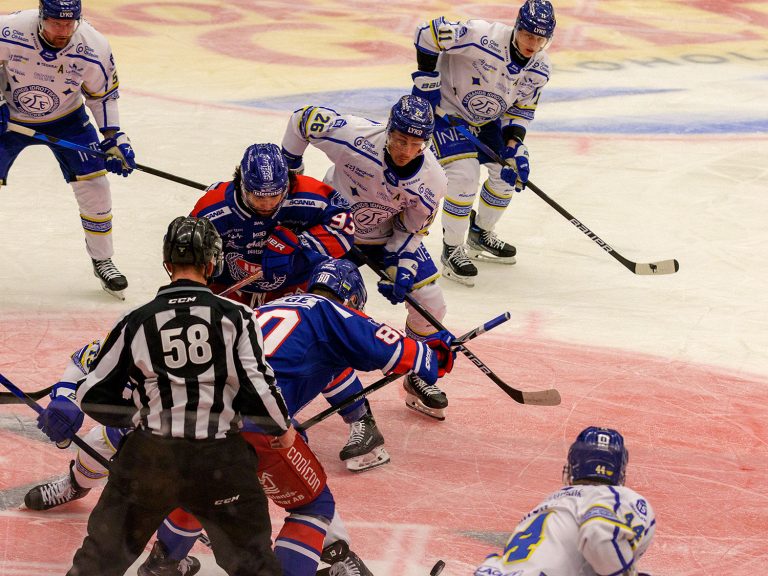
[163,216,224,280]
[308,259,368,311]
[563,426,628,486]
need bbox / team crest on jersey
[351,202,398,235]
[13,85,60,116]
[71,340,102,375]
[461,90,505,123]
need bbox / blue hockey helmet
[564,426,628,486]
[387,95,435,141]
[163,216,224,278]
[39,0,82,20]
[240,143,290,198]
[516,0,556,39]
[308,259,368,311]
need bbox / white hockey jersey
[0,10,121,129]
[475,484,656,576]
[415,17,551,131]
[282,106,447,255]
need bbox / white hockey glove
[411,70,442,110]
[99,131,136,177]
[500,141,530,192]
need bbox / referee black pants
[67,430,281,576]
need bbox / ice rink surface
[1,1,767,574]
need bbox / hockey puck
[430,560,445,576]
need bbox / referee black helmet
[163,216,224,278]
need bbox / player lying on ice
[29,258,456,576]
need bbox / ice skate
[92,258,128,300]
[317,542,373,576]
[24,460,91,511]
[466,210,516,264]
[339,414,390,472]
[137,540,201,576]
[403,374,447,421]
[441,242,477,286]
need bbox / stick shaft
[8,123,208,191]
[296,313,510,432]
[0,374,111,469]
[434,110,678,275]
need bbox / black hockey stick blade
[457,345,561,406]
[0,384,53,404]
[430,560,446,576]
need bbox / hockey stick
[0,373,112,469]
[296,311,512,432]
[433,109,679,275]
[7,123,208,191]
[354,247,560,406]
[0,384,54,404]
[219,270,264,297]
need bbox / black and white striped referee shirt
[76,280,290,440]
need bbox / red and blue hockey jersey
[192,175,355,294]
[245,293,433,422]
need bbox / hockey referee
[59,216,293,575]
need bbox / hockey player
[475,427,656,576]
[0,0,136,299]
[192,143,385,467]
[281,94,453,420]
[412,0,556,286]
[192,142,355,308]
[29,259,455,576]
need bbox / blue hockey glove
[281,147,304,176]
[377,251,418,305]
[500,141,530,192]
[262,226,326,283]
[0,100,9,137]
[411,70,442,111]
[410,343,440,385]
[425,330,457,377]
[99,131,136,177]
[37,395,84,444]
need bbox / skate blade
[441,267,475,287]
[466,248,517,265]
[404,395,446,421]
[345,446,391,473]
[100,284,126,301]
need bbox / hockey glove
[425,330,456,377]
[0,100,9,137]
[378,251,418,305]
[281,147,305,176]
[37,393,84,444]
[99,131,136,177]
[413,346,439,385]
[411,70,442,110]
[262,226,326,284]
[499,141,530,192]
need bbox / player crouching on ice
[28,259,456,576]
[475,427,656,576]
